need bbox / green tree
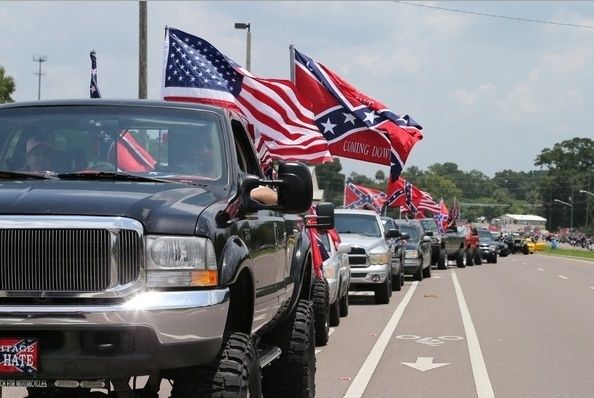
[314,158,345,207]
[374,170,385,184]
[0,66,16,104]
[534,137,594,230]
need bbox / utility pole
[33,55,47,100]
[138,0,147,99]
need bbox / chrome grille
[0,216,144,296]
[0,229,110,291]
[347,247,368,266]
[118,230,141,284]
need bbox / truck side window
[232,121,260,176]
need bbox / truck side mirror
[315,202,335,230]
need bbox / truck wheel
[414,265,423,281]
[392,267,402,291]
[339,292,349,317]
[329,296,340,327]
[466,248,475,266]
[422,263,431,278]
[312,279,329,346]
[170,332,261,398]
[374,277,391,304]
[456,249,466,268]
[474,248,483,265]
[493,253,498,264]
[437,250,446,269]
[262,300,316,398]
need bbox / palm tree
[0,66,16,104]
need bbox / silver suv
[334,209,399,304]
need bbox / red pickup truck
[443,223,482,267]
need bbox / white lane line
[590,287,594,290]
[537,268,544,272]
[558,275,568,280]
[452,272,495,398]
[343,282,418,398]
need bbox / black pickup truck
[0,100,318,397]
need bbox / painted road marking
[558,275,568,280]
[395,335,464,346]
[343,282,418,398]
[452,272,495,398]
[402,356,451,372]
[537,268,544,271]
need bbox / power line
[395,1,594,30]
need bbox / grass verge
[540,247,594,262]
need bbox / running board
[259,345,282,368]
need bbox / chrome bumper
[0,289,230,345]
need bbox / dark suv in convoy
[0,100,318,397]
[418,218,447,269]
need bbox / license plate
[0,338,39,374]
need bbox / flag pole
[289,44,295,83]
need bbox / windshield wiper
[0,170,58,180]
[57,171,170,183]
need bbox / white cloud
[449,84,497,106]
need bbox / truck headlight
[146,236,218,287]
[404,250,418,259]
[323,262,336,279]
[369,253,389,265]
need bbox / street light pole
[234,22,251,71]
[33,55,47,100]
[580,190,594,231]
[554,198,574,229]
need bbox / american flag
[161,28,332,164]
[343,179,387,214]
[434,199,449,234]
[449,197,460,220]
[90,50,101,98]
[294,49,422,181]
[387,177,440,215]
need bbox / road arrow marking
[402,357,450,372]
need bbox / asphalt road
[3,253,594,398]
[315,253,594,398]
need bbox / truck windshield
[335,214,381,237]
[399,224,421,241]
[0,105,226,184]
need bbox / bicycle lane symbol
[395,335,464,347]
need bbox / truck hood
[0,180,222,235]
[338,234,388,252]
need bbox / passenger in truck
[22,137,54,171]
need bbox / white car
[319,230,352,326]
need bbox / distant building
[495,214,547,232]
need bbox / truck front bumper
[0,289,229,378]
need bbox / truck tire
[466,248,475,266]
[375,275,391,304]
[171,332,261,398]
[329,295,340,327]
[262,300,316,398]
[422,263,431,278]
[312,279,330,346]
[456,249,466,268]
[414,264,423,281]
[437,249,446,269]
[339,292,349,317]
[392,267,402,292]
[474,249,482,265]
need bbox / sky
[1,1,593,180]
